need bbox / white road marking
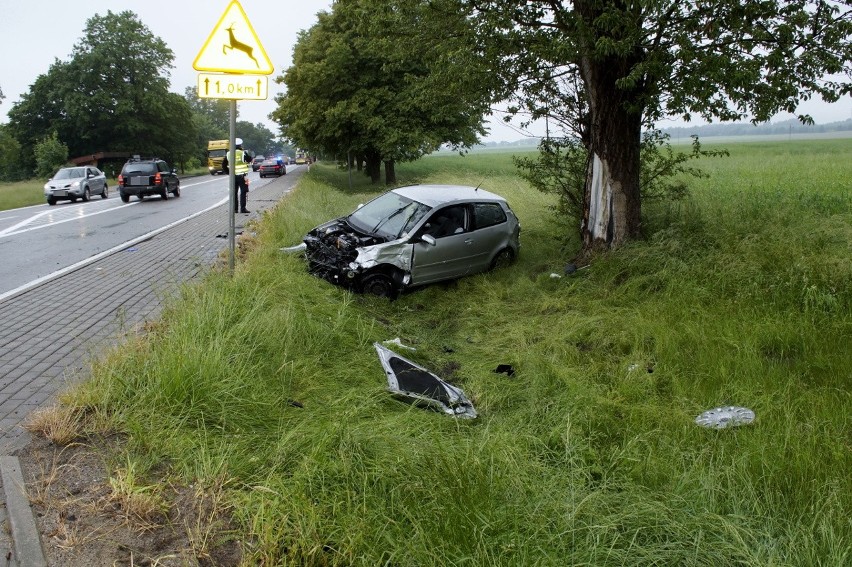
[0,201,137,238]
[0,176,225,239]
[0,196,229,304]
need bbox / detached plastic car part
[374,342,477,419]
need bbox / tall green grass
[72,139,850,565]
[0,179,45,210]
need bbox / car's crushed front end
[303,218,411,290]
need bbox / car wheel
[138,194,145,201]
[70,197,77,203]
[82,187,90,202]
[172,183,180,197]
[102,184,109,199]
[361,273,399,299]
[120,192,130,203]
[489,247,515,270]
[47,197,56,206]
[161,187,169,200]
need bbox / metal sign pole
[228,99,237,272]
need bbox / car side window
[158,162,168,173]
[473,203,507,230]
[422,205,468,238]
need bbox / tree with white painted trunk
[469,0,852,250]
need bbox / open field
[44,139,850,565]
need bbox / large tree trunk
[384,159,396,185]
[365,148,381,184]
[580,110,641,250]
[577,2,643,251]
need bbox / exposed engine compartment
[303,219,385,286]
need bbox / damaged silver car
[301,184,520,297]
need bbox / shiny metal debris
[695,406,755,429]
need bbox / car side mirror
[421,234,437,246]
[171,168,177,174]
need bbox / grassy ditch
[62,140,850,565]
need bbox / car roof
[392,184,506,207]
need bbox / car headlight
[43,183,51,191]
[71,181,81,188]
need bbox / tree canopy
[272,0,501,183]
[468,0,852,249]
[7,11,197,171]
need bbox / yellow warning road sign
[193,0,274,75]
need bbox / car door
[462,202,512,274]
[159,161,173,190]
[86,167,102,194]
[95,167,106,194]
[410,205,474,284]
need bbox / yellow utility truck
[207,140,229,175]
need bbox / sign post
[193,0,273,272]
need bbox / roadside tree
[34,132,69,178]
[0,125,25,182]
[273,0,500,184]
[235,121,277,158]
[469,0,852,251]
[7,11,195,170]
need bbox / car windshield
[347,191,432,239]
[53,168,85,180]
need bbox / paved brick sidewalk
[0,172,301,455]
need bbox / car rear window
[123,164,157,175]
[473,202,507,229]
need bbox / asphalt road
[0,166,306,453]
[0,169,299,299]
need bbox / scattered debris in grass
[493,364,516,377]
[383,337,416,351]
[374,342,477,418]
[695,406,755,429]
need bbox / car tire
[102,184,109,199]
[120,192,130,203]
[82,187,90,202]
[489,247,515,271]
[361,273,399,299]
[172,183,180,197]
[161,187,169,200]
[47,197,56,206]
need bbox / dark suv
[117,157,180,202]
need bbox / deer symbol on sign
[223,23,259,68]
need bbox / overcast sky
[2,1,850,144]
